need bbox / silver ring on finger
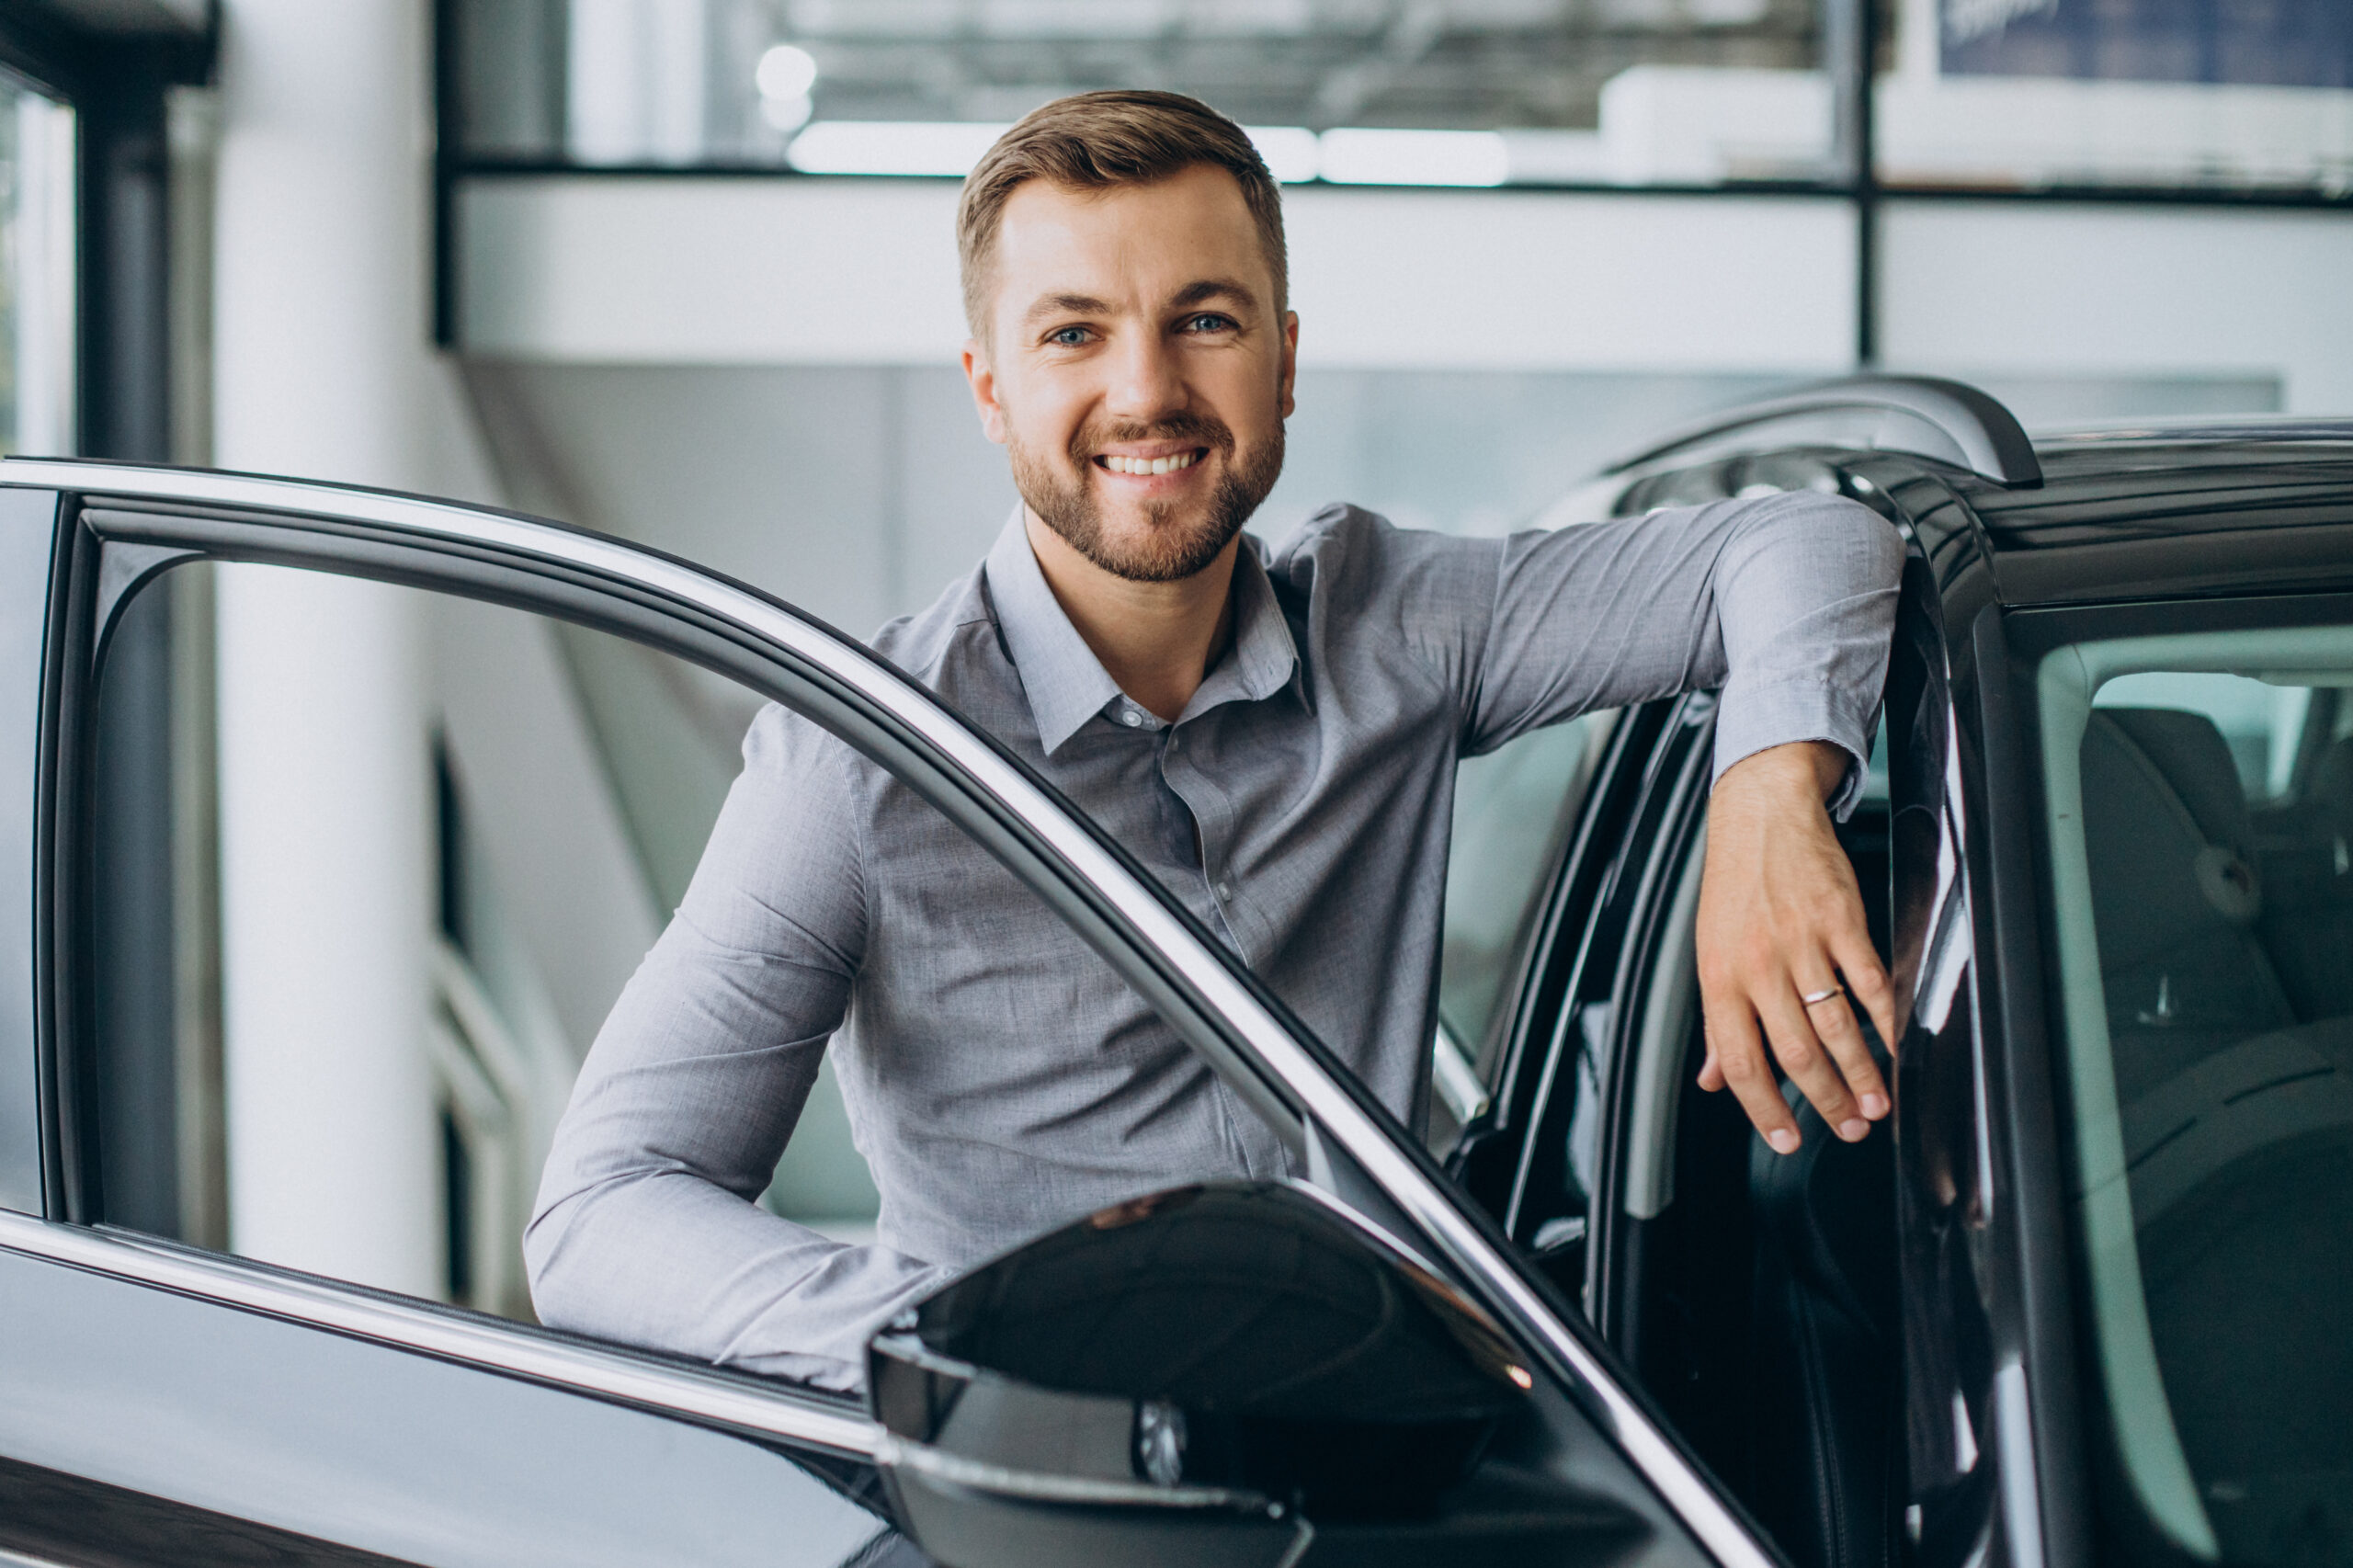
[1800,984,1845,1007]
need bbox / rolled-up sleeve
[524,703,947,1392]
[1451,489,1904,816]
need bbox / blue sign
[1942,0,2353,87]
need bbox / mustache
[1067,412,1236,465]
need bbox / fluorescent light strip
[1317,129,1509,187]
[784,121,1518,187]
[788,121,1011,177]
[1243,125,1321,184]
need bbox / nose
[1102,325,1188,426]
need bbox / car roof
[1926,420,2353,610]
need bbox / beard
[1008,408,1285,584]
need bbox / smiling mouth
[1095,449,1206,477]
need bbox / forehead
[990,164,1271,312]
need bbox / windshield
[2037,625,2353,1564]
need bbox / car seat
[2078,709,2296,1100]
[2256,733,2353,1022]
[2080,717,2353,1559]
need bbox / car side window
[1429,712,1614,1152]
[85,562,889,1315]
[2037,628,2353,1565]
[83,559,1249,1357]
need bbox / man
[527,91,1904,1392]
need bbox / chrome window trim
[0,1208,879,1455]
[3,460,1773,1568]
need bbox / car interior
[2046,642,2353,1563]
[1445,704,1905,1568]
[1617,780,1901,1568]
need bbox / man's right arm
[523,705,946,1394]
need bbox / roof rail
[1604,375,2042,488]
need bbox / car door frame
[1893,457,2096,1568]
[3,458,1784,1568]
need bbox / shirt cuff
[1710,677,1880,821]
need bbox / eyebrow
[1168,278,1256,311]
[1020,278,1260,327]
[1024,291,1112,325]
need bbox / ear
[1277,311,1301,421]
[962,337,1008,446]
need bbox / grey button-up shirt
[527,495,1904,1390]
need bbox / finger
[1832,923,1901,1066]
[1756,987,1866,1142]
[1699,982,1802,1153]
[1697,1020,1722,1091]
[1801,982,1887,1129]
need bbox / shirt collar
[1185,535,1302,721]
[983,510,1304,756]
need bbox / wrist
[1717,739,1848,804]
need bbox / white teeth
[1104,451,1196,475]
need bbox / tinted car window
[1440,713,1612,1058]
[2037,626,2353,1564]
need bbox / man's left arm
[1462,489,1906,1150]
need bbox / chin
[1088,509,1237,584]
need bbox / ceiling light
[756,43,820,102]
[762,94,814,133]
[786,121,1012,177]
[1243,126,1320,183]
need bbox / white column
[210,0,444,1295]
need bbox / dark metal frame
[0,0,215,1244]
[426,0,2353,364]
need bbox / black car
[0,379,2346,1568]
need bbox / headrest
[2096,707,2253,854]
[2311,735,2353,819]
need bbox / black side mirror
[869,1181,1633,1568]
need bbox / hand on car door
[1694,741,1896,1152]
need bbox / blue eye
[1183,313,1234,334]
[1048,326,1090,347]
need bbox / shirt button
[1216,881,1233,899]
[1120,709,1142,727]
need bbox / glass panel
[90,562,1284,1366]
[1439,714,1610,1060]
[2036,623,2353,1563]
[1881,0,2353,193]
[0,71,76,456]
[450,0,1843,187]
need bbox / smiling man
[527,91,1905,1391]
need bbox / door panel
[0,1244,893,1567]
[0,463,1782,1568]
[0,1453,426,1567]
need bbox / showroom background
[3,0,2347,1309]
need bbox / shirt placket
[1154,716,1254,964]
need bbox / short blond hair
[957,90,1287,335]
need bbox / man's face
[965,164,1298,584]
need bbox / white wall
[1881,201,2353,415]
[459,173,2353,426]
[460,176,1858,373]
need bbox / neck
[1023,510,1240,723]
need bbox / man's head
[959,91,1297,585]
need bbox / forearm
[525,1172,946,1392]
[1453,491,1900,762]
[1708,491,1904,818]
